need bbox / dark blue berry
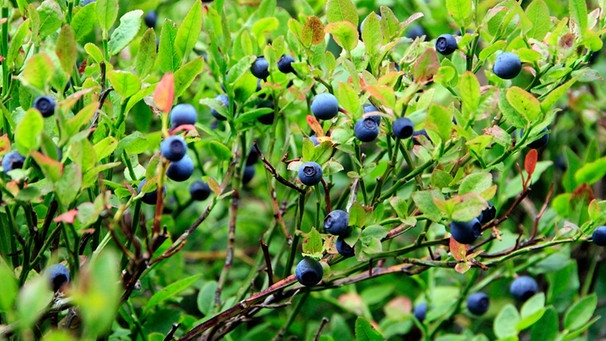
[144,10,157,28]
[510,276,539,301]
[166,155,194,182]
[277,55,295,74]
[592,226,606,246]
[257,100,275,125]
[33,95,56,117]
[479,202,496,224]
[298,162,322,186]
[493,52,522,79]
[246,147,259,166]
[170,104,197,128]
[211,94,229,121]
[295,257,323,286]
[414,302,427,322]
[190,180,211,201]
[324,210,349,235]
[392,117,414,139]
[251,56,270,80]
[406,25,426,40]
[527,128,549,149]
[336,237,355,257]
[2,151,25,173]
[363,104,381,124]
[160,135,187,161]
[467,292,490,315]
[311,93,339,120]
[354,117,379,142]
[138,179,163,205]
[80,0,95,5]
[45,264,70,292]
[450,218,482,244]
[412,129,431,145]
[435,34,458,55]
[243,165,255,185]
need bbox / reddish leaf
[54,209,79,224]
[0,134,10,154]
[449,236,468,261]
[154,73,175,114]
[525,148,538,177]
[30,151,64,183]
[455,261,471,274]
[306,115,324,137]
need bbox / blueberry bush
[0,0,605,340]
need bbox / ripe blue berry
[170,104,197,128]
[251,56,270,80]
[277,54,295,74]
[144,10,157,28]
[392,117,414,139]
[295,257,323,286]
[510,276,539,301]
[363,104,381,124]
[33,95,56,117]
[166,154,194,182]
[435,34,458,55]
[160,135,187,161]
[527,128,550,149]
[257,100,274,125]
[354,117,379,142]
[479,202,496,224]
[414,302,427,322]
[493,52,522,79]
[298,162,323,186]
[336,237,355,257]
[80,0,95,5]
[450,218,482,244]
[190,180,211,201]
[406,25,426,40]
[211,94,229,121]
[243,165,255,185]
[45,264,70,292]
[592,226,606,246]
[2,151,25,173]
[467,292,490,315]
[324,210,349,235]
[412,129,431,145]
[138,179,164,205]
[246,148,259,166]
[311,93,339,120]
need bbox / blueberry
[243,165,255,185]
[363,104,381,124]
[493,52,522,79]
[251,56,270,80]
[311,93,339,120]
[45,264,70,292]
[257,100,275,125]
[592,226,606,246]
[450,218,482,244]
[510,276,539,301]
[166,154,194,182]
[211,94,229,121]
[160,135,187,161]
[190,180,211,201]
[138,179,164,205]
[467,292,490,315]
[406,25,426,40]
[144,10,157,28]
[80,0,95,5]
[278,54,295,74]
[295,257,323,286]
[435,34,458,55]
[170,104,197,128]
[2,151,25,173]
[414,302,427,322]
[324,210,349,236]
[354,117,379,142]
[246,147,259,166]
[336,237,355,257]
[33,95,56,118]
[392,117,414,139]
[527,128,549,149]
[479,202,496,224]
[412,129,431,145]
[298,162,322,186]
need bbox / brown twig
[215,189,240,309]
[530,183,554,241]
[254,142,305,194]
[260,239,274,286]
[313,317,330,341]
[163,323,181,341]
[320,179,332,212]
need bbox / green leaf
[301,16,325,47]
[226,55,257,86]
[22,53,55,91]
[412,190,444,222]
[525,0,550,40]
[157,19,179,73]
[506,86,542,123]
[574,156,606,185]
[458,72,480,119]
[84,43,104,64]
[326,0,358,26]
[563,294,597,330]
[136,29,157,78]
[174,57,204,98]
[54,163,82,206]
[175,0,203,60]
[96,0,119,37]
[530,306,558,341]
[349,201,367,228]
[425,104,453,144]
[389,197,408,219]
[56,25,77,76]
[15,109,44,154]
[302,227,323,257]
[355,316,383,341]
[145,274,201,314]
[516,293,545,331]
[31,151,63,183]
[336,82,359,118]
[459,172,493,195]
[17,274,54,330]
[569,0,587,33]
[362,12,381,58]
[445,0,472,27]
[361,225,388,243]
[205,141,232,160]
[72,3,96,43]
[7,19,30,70]
[540,76,579,113]
[37,0,65,40]
[413,48,439,84]
[450,193,487,222]
[107,70,141,99]
[0,258,18,313]
[499,89,527,128]
[494,304,520,338]
[108,10,143,56]
[94,137,118,160]
[197,281,218,315]
[325,21,359,52]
